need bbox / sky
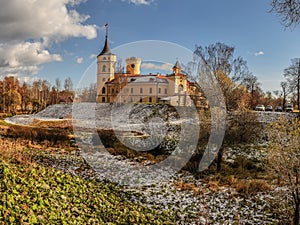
[1,0,300,92]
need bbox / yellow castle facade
[96,26,204,107]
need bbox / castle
[96,25,204,107]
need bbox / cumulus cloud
[141,62,173,71]
[76,57,84,64]
[0,0,96,42]
[0,0,97,77]
[254,51,264,56]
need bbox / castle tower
[126,57,141,75]
[96,23,117,103]
[173,60,182,75]
[172,60,187,93]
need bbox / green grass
[0,119,10,127]
[0,160,175,224]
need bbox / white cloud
[141,62,173,71]
[254,51,264,56]
[0,42,62,76]
[90,54,97,59]
[0,0,97,42]
[76,57,84,64]
[0,0,97,77]
[16,75,39,84]
[122,0,155,5]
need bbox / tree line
[278,58,300,111]
[0,76,76,115]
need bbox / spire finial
[105,23,109,38]
[98,23,112,56]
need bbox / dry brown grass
[31,118,73,129]
[0,138,34,167]
[235,179,271,196]
[174,179,204,195]
[7,124,72,147]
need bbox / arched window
[102,65,107,72]
[102,87,106,94]
[178,84,184,92]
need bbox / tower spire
[105,23,109,39]
[98,23,111,56]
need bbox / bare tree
[55,78,61,92]
[242,73,262,109]
[281,81,291,109]
[41,80,50,108]
[115,58,124,74]
[194,42,250,110]
[64,77,73,92]
[283,58,300,110]
[270,0,300,28]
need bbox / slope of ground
[0,146,176,224]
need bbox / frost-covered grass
[26,144,291,224]
[0,140,177,224]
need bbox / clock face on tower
[131,64,135,68]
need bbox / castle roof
[98,23,113,56]
[98,37,111,56]
[173,60,182,69]
[106,75,169,85]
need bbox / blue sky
[1,0,300,92]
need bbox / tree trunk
[294,200,299,225]
[217,147,223,172]
[297,74,300,111]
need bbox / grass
[0,139,176,224]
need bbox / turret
[126,57,141,75]
[173,60,182,75]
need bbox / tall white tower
[96,24,117,103]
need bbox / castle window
[165,89,168,94]
[140,88,143,94]
[102,97,105,102]
[158,88,161,94]
[102,65,107,72]
[139,97,143,103]
[149,87,152,94]
[149,97,152,103]
[102,78,106,82]
[178,84,183,92]
[112,88,115,94]
[131,88,134,94]
[102,87,106,94]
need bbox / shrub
[235,179,271,196]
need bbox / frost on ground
[30,146,289,224]
[6,103,293,224]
